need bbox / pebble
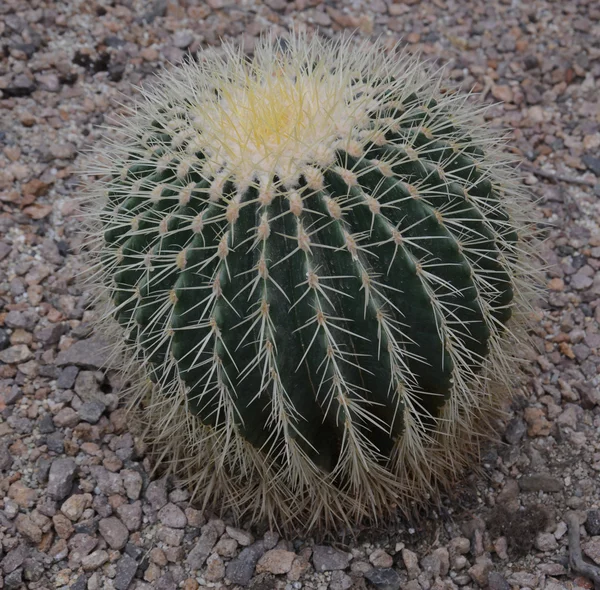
[256,549,296,574]
[468,557,492,586]
[55,337,111,369]
[519,474,563,493]
[61,494,90,521]
[583,537,600,565]
[535,532,558,551]
[98,517,129,550]
[186,523,220,570]
[402,548,420,579]
[145,478,168,510]
[369,548,394,568]
[226,526,254,546]
[225,541,266,585]
[77,400,106,423]
[585,510,600,536]
[312,545,352,571]
[47,458,77,500]
[158,503,187,528]
[114,553,139,590]
[0,344,33,364]
[487,571,510,590]
[121,469,143,500]
[81,549,109,572]
[15,513,42,543]
[364,568,401,590]
[205,552,226,581]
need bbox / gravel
[0,0,599,589]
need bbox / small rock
[47,458,77,500]
[74,370,103,401]
[145,478,168,510]
[4,568,23,590]
[519,474,563,493]
[493,536,508,560]
[114,553,138,590]
[263,530,279,549]
[369,548,393,568]
[50,142,76,160]
[53,407,80,428]
[1,543,29,574]
[571,268,594,290]
[585,510,600,536]
[402,548,420,579]
[4,310,38,331]
[157,525,185,546]
[99,517,129,550]
[52,513,74,539]
[0,344,33,364]
[90,465,124,495]
[116,501,143,531]
[121,469,143,500]
[582,154,600,176]
[185,506,205,528]
[158,503,187,528]
[256,549,296,574]
[313,545,352,572]
[225,541,266,585]
[497,479,520,511]
[487,571,510,590]
[81,549,109,572]
[492,84,513,103]
[509,572,539,588]
[504,418,527,444]
[15,513,42,543]
[583,537,600,565]
[205,553,226,581]
[0,440,14,471]
[468,558,492,586]
[56,365,79,389]
[214,536,238,557]
[61,494,89,521]
[173,31,194,48]
[449,537,471,556]
[523,407,551,437]
[55,337,111,369]
[330,570,353,590]
[421,547,449,578]
[288,554,311,581]
[78,400,106,424]
[364,568,401,590]
[186,523,219,570]
[226,526,254,546]
[535,532,558,552]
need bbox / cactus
[85,33,538,531]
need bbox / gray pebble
[225,541,266,586]
[47,457,77,500]
[77,400,106,423]
[114,553,138,590]
[313,545,353,572]
[56,365,79,389]
[364,568,401,590]
[518,474,563,493]
[585,510,600,536]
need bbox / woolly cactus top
[88,33,537,532]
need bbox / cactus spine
[86,33,537,531]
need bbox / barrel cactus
[85,33,538,531]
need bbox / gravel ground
[1,1,600,589]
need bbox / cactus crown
[84,32,538,532]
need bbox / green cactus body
[89,33,536,530]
